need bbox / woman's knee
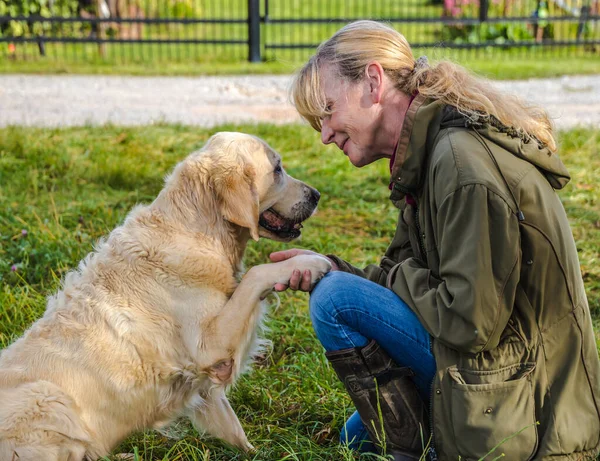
[309,271,351,320]
[309,271,352,334]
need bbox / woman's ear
[366,61,385,104]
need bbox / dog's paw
[244,441,256,453]
[284,254,332,285]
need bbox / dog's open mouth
[259,208,303,239]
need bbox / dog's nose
[310,188,321,204]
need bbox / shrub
[439,0,551,44]
[0,0,81,38]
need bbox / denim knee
[310,271,352,339]
[310,271,346,316]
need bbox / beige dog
[0,132,331,461]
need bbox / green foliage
[165,0,199,19]
[437,0,563,44]
[0,124,598,459]
[0,0,79,16]
[134,0,202,18]
[441,20,537,44]
[439,0,542,44]
[0,0,80,38]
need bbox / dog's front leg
[188,387,254,452]
[201,254,331,370]
[191,255,330,451]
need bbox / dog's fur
[0,132,331,461]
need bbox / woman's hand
[269,249,339,292]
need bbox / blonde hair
[292,20,556,151]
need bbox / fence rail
[0,0,598,64]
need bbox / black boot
[326,340,430,461]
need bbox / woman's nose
[321,120,335,145]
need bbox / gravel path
[1,74,599,130]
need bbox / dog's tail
[0,381,91,461]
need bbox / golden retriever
[0,132,331,461]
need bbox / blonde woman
[270,20,600,461]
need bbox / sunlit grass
[1,44,599,80]
[0,124,598,459]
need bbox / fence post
[96,0,106,58]
[37,37,46,56]
[479,0,489,22]
[576,4,590,41]
[30,15,46,56]
[248,0,261,62]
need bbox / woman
[270,20,600,461]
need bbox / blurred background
[0,0,598,77]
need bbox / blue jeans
[309,271,436,452]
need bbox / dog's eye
[274,165,283,175]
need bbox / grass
[2,43,600,80]
[0,123,599,460]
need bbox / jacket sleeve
[328,201,415,287]
[387,184,520,354]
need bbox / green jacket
[330,95,600,460]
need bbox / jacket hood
[439,106,570,190]
[390,98,570,197]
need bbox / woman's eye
[320,107,332,121]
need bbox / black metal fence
[0,0,598,64]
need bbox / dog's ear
[215,163,260,241]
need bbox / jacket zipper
[393,184,436,458]
[392,183,427,261]
[411,198,437,459]
[414,202,427,262]
[428,337,438,461]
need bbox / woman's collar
[388,92,426,190]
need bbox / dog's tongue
[261,209,287,229]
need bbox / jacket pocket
[448,363,538,461]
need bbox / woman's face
[318,65,387,168]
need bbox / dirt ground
[1,74,599,130]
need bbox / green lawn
[0,124,599,460]
[2,49,600,80]
[3,32,600,80]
